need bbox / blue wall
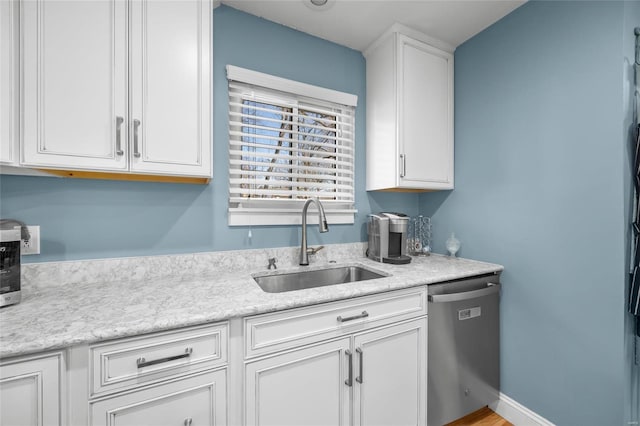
[3,2,636,422]
[421,1,631,424]
[0,5,418,262]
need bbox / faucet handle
[267,257,277,270]
[306,245,325,255]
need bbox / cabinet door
[397,34,453,189]
[128,0,211,177]
[0,352,63,426]
[0,0,17,164]
[353,318,427,426]
[245,338,351,426]
[21,0,128,171]
[90,368,226,426]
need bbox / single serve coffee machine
[367,212,411,264]
[0,229,21,307]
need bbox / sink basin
[253,265,387,293]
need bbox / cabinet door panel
[245,338,351,426]
[354,318,427,426]
[129,0,211,177]
[0,353,63,426]
[21,0,128,170]
[1,0,17,164]
[398,35,453,189]
[90,369,226,426]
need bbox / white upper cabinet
[21,0,128,171]
[128,0,211,176]
[0,0,18,165]
[20,0,212,179]
[365,25,454,191]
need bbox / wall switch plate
[21,225,40,255]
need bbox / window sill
[228,209,356,226]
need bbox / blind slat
[229,135,353,156]
[228,98,355,122]
[229,188,354,199]
[230,179,354,192]
[229,149,353,168]
[229,158,354,176]
[230,169,354,183]
[230,135,353,153]
[230,197,353,205]
[229,207,358,214]
[229,119,354,144]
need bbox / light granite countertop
[0,243,503,359]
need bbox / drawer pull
[337,311,369,323]
[184,418,193,426]
[345,349,353,387]
[136,347,193,368]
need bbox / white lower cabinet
[245,338,351,426]
[0,352,64,426]
[243,287,428,426]
[90,368,227,426]
[353,319,427,426]
[245,319,426,426]
[87,323,229,426]
[0,288,429,426]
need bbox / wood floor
[445,406,513,426]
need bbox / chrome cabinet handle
[337,311,369,323]
[184,418,193,426]
[400,154,406,178]
[115,116,124,156]
[136,347,193,368]
[356,347,363,384]
[428,283,501,303]
[345,349,353,387]
[133,119,141,158]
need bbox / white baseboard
[489,393,555,426]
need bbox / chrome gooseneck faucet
[300,198,328,266]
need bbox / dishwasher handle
[428,283,500,303]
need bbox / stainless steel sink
[253,265,387,293]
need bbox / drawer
[90,322,227,397]
[90,368,227,426]
[245,287,426,358]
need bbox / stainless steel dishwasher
[427,273,501,426]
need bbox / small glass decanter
[445,232,461,257]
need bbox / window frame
[226,65,358,226]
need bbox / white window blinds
[226,66,358,226]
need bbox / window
[226,66,358,226]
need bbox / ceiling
[219,0,526,52]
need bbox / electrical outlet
[21,225,40,255]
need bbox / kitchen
[0,1,638,425]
